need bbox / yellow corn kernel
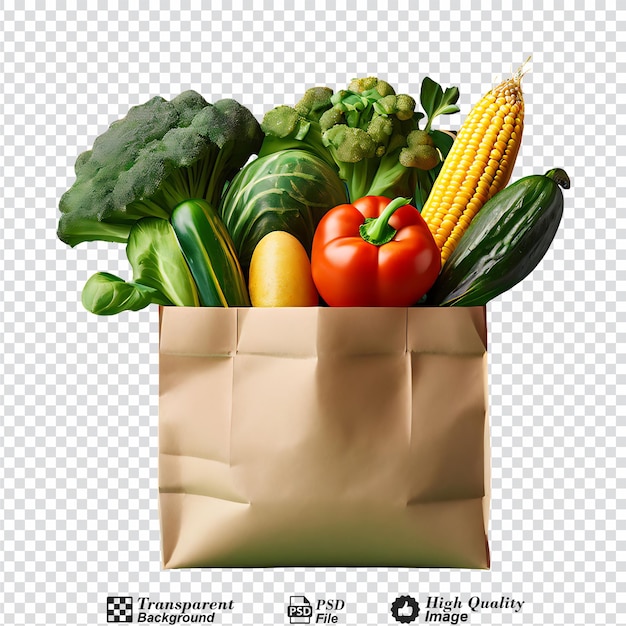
[421,63,527,265]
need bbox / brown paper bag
[158,306,489,569]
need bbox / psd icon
[107,597,133,623]
[391,595,420,624]
[287,595,313,624]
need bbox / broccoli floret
[366,116,394,155]
[399,130,441,169]
[323,125,376,162]
[372,94,398,116]
[57,91,263,247]
[348,77,395,97]
[259,105,337,170]
[261,105,312,140]
[330,90,372,129]
[319,107,345,131]
[294,86,333,122]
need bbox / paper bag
[158,306,489,569]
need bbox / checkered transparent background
[1,1,624,624]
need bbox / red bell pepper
[311,196,440,307]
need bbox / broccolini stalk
[259,76,460,203]
[367,130,440,198]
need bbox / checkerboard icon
[107,597,133,623]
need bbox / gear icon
[390,595,420,623]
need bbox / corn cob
[421,64,527,264]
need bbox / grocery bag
[158,306,490,569]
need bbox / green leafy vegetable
[58,91,263,247]
[81,217,200,315]
[420,77,460,132]
[126,217,199,306]
[81,273,163,316]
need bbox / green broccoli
[57,91,263,247]
[258,76,459,203]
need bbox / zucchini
[171,199,250,307]
[426,168,570,306]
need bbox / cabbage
[219,150,348,274]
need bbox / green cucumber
[171,199,250,307]
[426,168,570,306]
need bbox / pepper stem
[359,197,412,246]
